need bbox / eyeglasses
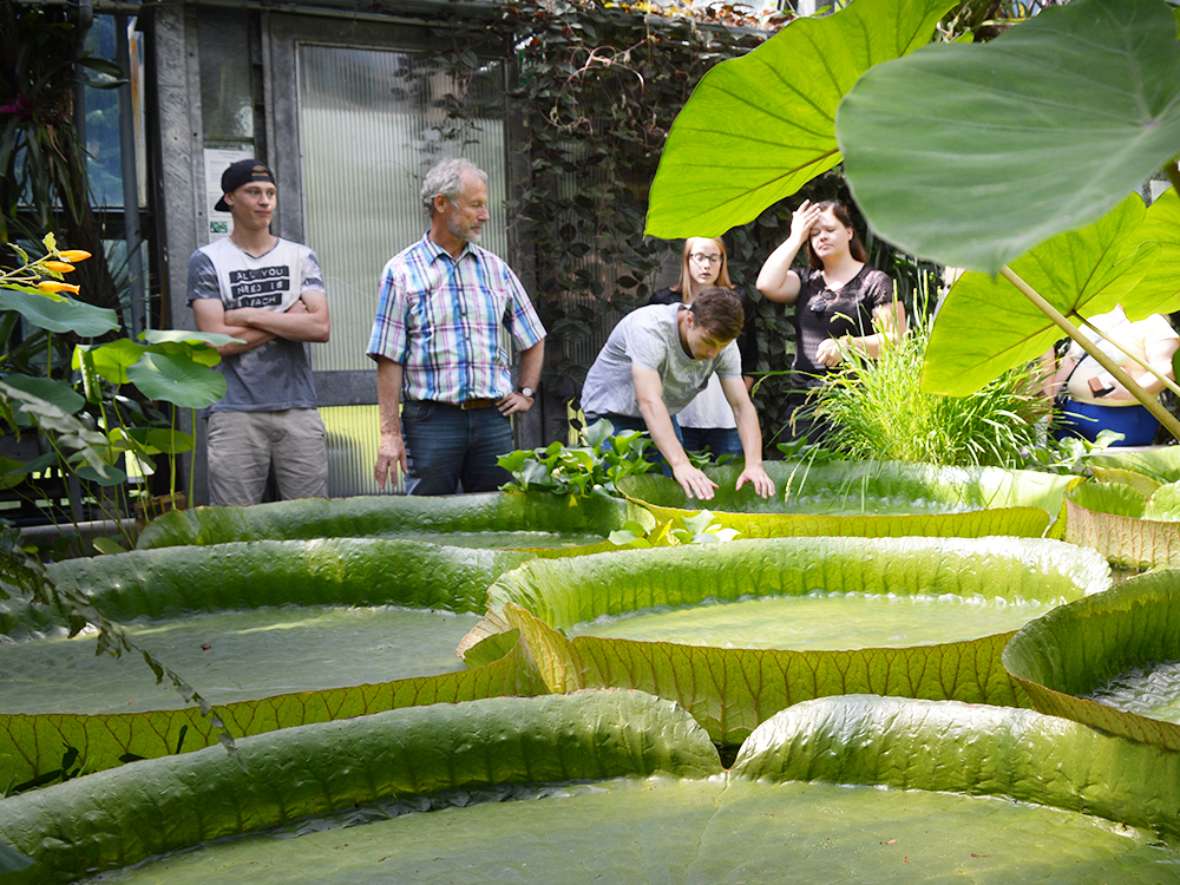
[690,253,722,266]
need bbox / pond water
[375,530,605,549]
[569,592,1061,650]
[1088,661,1180,724]
[93,776,1178,883]
[0,605,479,714]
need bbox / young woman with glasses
[755,200,906,442]
[647,237,757,459]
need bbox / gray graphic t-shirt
[581,303,741,418]
[187,237,325,412]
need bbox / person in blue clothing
[1051,305,1179,446]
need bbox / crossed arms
[192,290,330,356]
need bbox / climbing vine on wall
[436,1,939,451]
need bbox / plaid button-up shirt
[367,234,546,404]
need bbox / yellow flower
[56,249,92,263]
[36,280,81,295]
[43,260,76,273]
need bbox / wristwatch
[518,386,535,399]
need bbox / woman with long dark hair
[648,236,756,458]
[756,199,906,442]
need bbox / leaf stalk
[1000,266,1180,443]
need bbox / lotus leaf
[1004,569,1180,751]
[135,491,630,549]
[485,537,1108,743]
[73,339,147,385]
[140,328,238,348]
[125,349,226,409]
[0,287,119,336]
[618,460,1077,539]
[838,0,1180,273]
[0,374,83,417]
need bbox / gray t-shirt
[187,237,324,412]
[581,303,741,418]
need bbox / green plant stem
[45,332,52,377]
[169,407,177,501]
[1074,315,1180,401]
[186,407,196,510]
[1000,266,1180,443]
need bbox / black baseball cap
[214,159,275,212]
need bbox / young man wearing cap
[580,287,774,502]
[368,158,545,495]
[188,158,332,506]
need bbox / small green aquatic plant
[607,509,741,549]
[497,418,655,497]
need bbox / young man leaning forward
[580,287,774,501]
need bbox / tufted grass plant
[801,311,1050,469]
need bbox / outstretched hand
[735,463,775,499]
[672,462,720,501]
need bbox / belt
[459,397,499,411]
[405,397,501,411]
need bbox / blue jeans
[402,400,514,495]
[680,426,742,458]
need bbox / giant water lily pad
[1064,480,1180,570]
[0,691,721,882]
[0,539,541,788]
[1085,445,1180,484]
[0,605,481,715]
[136,491,629,550]
[838,0,1180,274]
[1004,569,1180,751]
[619,460,1077,539]
[2,693,1177,883]
[481,537,1108,743]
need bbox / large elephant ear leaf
[644,0,956,238]
[838,0,1180,273]
[1131,189,1180,313]
[920,193,1156,396]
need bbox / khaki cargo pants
[206,409,328,506]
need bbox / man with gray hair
[368,158,546,494]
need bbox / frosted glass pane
[298,45,507,373]
[322,404,382,498]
